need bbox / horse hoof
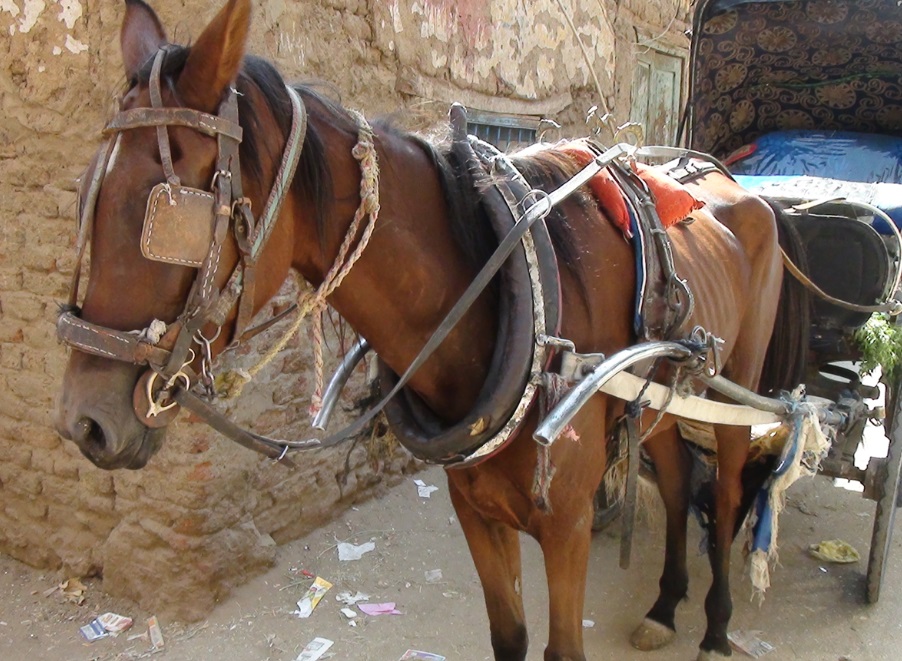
[696,649,731,661]
[630,618,675,651]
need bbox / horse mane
[407,137,591,281]
[508,147,597,273]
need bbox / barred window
[466,111,539,153]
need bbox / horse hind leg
[447,475,529,661]
[630,424,692,652]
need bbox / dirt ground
[1,463,900,661]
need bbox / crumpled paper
[337,541,375,561]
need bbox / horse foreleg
[448,475,528,661]
[631,425,691,651]
[537,497,593,661]
[700,424,751,660]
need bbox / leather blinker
[141,183,216,267]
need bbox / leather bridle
[57,48,307,444]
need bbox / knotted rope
[217,111,380,409]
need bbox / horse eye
[151,141,183,165]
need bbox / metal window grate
[466,112,539,153]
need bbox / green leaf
[854,313,902,380]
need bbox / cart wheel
[866,386,902,603]
[592,478,622,532]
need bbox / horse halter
[57,47,308,426]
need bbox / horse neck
[290,112,497,422]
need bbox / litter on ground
[358,602,402,616]
[808,539,861,564]
[413,479,439,498]
[337,541,376,561]
[295,636,334,661]
[728,630,775,658]
[292,577,333,618]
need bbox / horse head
[56,0,293,468]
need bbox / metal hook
[274,444,290,464]
[144,349,196,417]
[194,329,221,398]
[519,188,553,222]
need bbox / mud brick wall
[0,0,689,620]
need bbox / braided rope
[307,110,380,415]
[218,112,381,406]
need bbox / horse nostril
[72,417,106,452]
[72,418,92,442]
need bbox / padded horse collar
[379,104,562,465]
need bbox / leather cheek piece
[141,183,215,267]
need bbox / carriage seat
[779,207,891,353]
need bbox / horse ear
[177,0,251,113]
[120,0,168,80]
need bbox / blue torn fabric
[750,415,802,555]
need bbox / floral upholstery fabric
[688,0,902,158]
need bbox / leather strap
[172,388,299,466]
[780,247,902,315]
[250,86,308,256]
[57,311,173,367]
[149,50,179,186]
[68,138,114,309]
[104,108,243,141]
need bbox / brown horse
[55,1,799,659]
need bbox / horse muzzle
[57,355,167,470]
[57,403,164,470]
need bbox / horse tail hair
[758,198,810,395]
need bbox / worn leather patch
[141,183,214,267]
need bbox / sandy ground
[1,463,901,661]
